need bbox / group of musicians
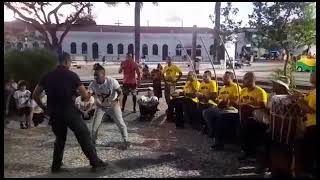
[162,57,316,178]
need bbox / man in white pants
[89,63,130,149]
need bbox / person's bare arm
[119,63,123,73]
[32,85,47,112]
[135,65,141,86]
[114,87,122,102]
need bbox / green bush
[4,49,57,91]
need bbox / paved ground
[4,95,266,178]
[72,61,311,86]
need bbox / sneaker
[91,160,108,172]
[210,144,224,151]
[122,141,131,150]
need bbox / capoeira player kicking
[89,63,130,149]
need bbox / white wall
[57,31,214,62]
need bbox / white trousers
[91,102,128,142]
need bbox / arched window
[162,44,168,60]
[82,42,87,54]
[107,44,113,54]
[196,45,201,56]
[128,44,134,55]
[17,42,23,51]
[70,42,77,54]
[118,44,124,54]
[152,44,158,55]
[92,43,99,59]
[209,44,214,55]
[142,44,148,56]
[32,42,39,48]
[176,44,182,56]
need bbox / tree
[209,2,242,62]
[249,2,314,76]
[5,2,93,55]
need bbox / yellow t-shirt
[217,82,241,108]
[199,80,218,105]
[304,89,316,127]
[240,86,268,107]
[163,64,182,82]
[184,80,200,103]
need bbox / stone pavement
[4,96,265,178]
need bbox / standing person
[90,63,130,149]
[31,90,47,127]
[75,92,95,120]
[32,52,107,173]
[5,79,18,116]
[14,80,33,129]
[163,56,182,105]
[151,63,163,99]
[119,53,141,113]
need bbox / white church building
[5,20,237,62]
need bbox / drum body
[269,95,305,177]
[270,95,304,147]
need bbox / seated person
[75,92,95,120]
[202,71,241,150]
[31,90,47,127]
[236,72,268,161]
[175,71,200,129]
[137,87,159,120]
[293,72,316,178]
[142,64,151,80]
[196,70,218,133]
[254,77,291,173]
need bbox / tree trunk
[283,48,290,76]
[257,48,261,61]
[134,2,141,63]
[214,2,221,63]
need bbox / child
[31,90,47,127]
[138,87,159,121]
[13,80,32,129]
[75,92,95,120]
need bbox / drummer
[237,72,268,161]
[202,71,241,150]
[196,70,218,133]
[293,71,316,178]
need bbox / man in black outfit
[33,52,107,173]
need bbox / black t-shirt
[39,65,82,112]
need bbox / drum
[270,95,304,146]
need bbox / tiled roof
[4,20,213,34]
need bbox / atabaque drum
[270,95,304,147]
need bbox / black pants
[139,103,158,117]
[196,103,212,130]
[167,97,184,123]
[50,107,101,168]
[80,109,95,120]
[182,98,198,129]
[240,119,269,156]
[203,107,239,144]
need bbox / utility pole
[115,20,122,27]
[192,25,199,74]
[214,2,221,64]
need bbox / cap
[271,79,289,90]
[147,87,154,91]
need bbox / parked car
[295,55,316,72]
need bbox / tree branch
[47,2,70,26]
[39,3,48,24]
[58,3,90,45]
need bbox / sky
[4,2,254,28]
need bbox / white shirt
[75,96,95,111]
[32,95,47,114]
[13,90,32,108]
[88,77,120,107]
[140,95,159,103]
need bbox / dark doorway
[162,44,168,60]
[128,44,134,56]
[92,43,99,59]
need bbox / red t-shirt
[122,60,139,85]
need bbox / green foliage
[271,59,297,89]
[220,2,242,41]
[4,49,57,91]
